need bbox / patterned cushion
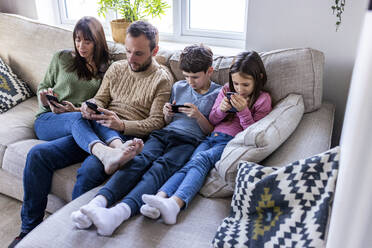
[212,146,339,248]
[0,57,34,113]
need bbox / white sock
[140,204,160,219]
[71,210,92,229]
[142,194,180,225]
[71,195,107,229]
[80,202,131,236]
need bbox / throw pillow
[199,94,304,198]
[212,146,339,248]
[0,57,34,113]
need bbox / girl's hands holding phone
[220,96,233,112]
[230,94,248,112]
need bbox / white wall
[0,0,367,145]
[245,0,368,145]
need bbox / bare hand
[39,89,49,107]
[163,101,175,119]
[219,96,233,112]
[230,94,248,112]
[179,103,202,119]
[81,101,97,119]
[49,100,78,114]
[94,108,124,131]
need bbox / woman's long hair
[65,16,109,80]
[228,51,267,108]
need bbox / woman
[34,16,110,139]
[8,16,116,248]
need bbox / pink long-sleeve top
[209,84,272,137]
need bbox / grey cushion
[217,94,304,188]
[17,187,231,248]
[200,102,334,198]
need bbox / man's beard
[130,56,152,72]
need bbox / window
[57,0,247,48]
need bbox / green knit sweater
[36,50,102,116]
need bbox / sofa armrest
[262,102,335,166]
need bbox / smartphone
[226,92,238,113]
[85,101,101,114]
[171,104,190,113]
[46,94,65,108]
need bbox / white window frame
[56,0,114,36]
[56,0,248,49]
[160,0,248,48]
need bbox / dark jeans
[96,129,200,216]
[21,112,133,232]
[21,135,88,232]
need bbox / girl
[140,51,272,224]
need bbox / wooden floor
[0,193,22,248]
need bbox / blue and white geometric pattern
[213,146,339,248]
[0,57,34,113]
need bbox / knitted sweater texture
[94,58,173,137]
[36,50,102,116]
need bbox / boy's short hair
[127,21,158,51]
[179,44,213,73]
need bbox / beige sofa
[0,13,335,247]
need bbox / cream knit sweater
[94,58,173,137]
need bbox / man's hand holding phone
[82,101,124,131]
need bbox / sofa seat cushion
[0,96,38,145]
[0,96,38,167]
[17,187,231,248]
[2,139,80,202]
[213,147,339,248]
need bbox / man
[71,44,221,236]
[9,21,173,248]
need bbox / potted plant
[98,0,170,44]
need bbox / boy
[71,44,221,236]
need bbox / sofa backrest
[0,13,73,93]
[167,48,323,113]
[0,13,323,113]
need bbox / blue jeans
[21,135,88,232]
[96,129,200,216]
[160,132,233,207]
[35,112,124,154]
[21,112,133,232]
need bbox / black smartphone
[85,101,101,114]
[46,94,65,108]
[171,104,190,113]
[226,92,238,113]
